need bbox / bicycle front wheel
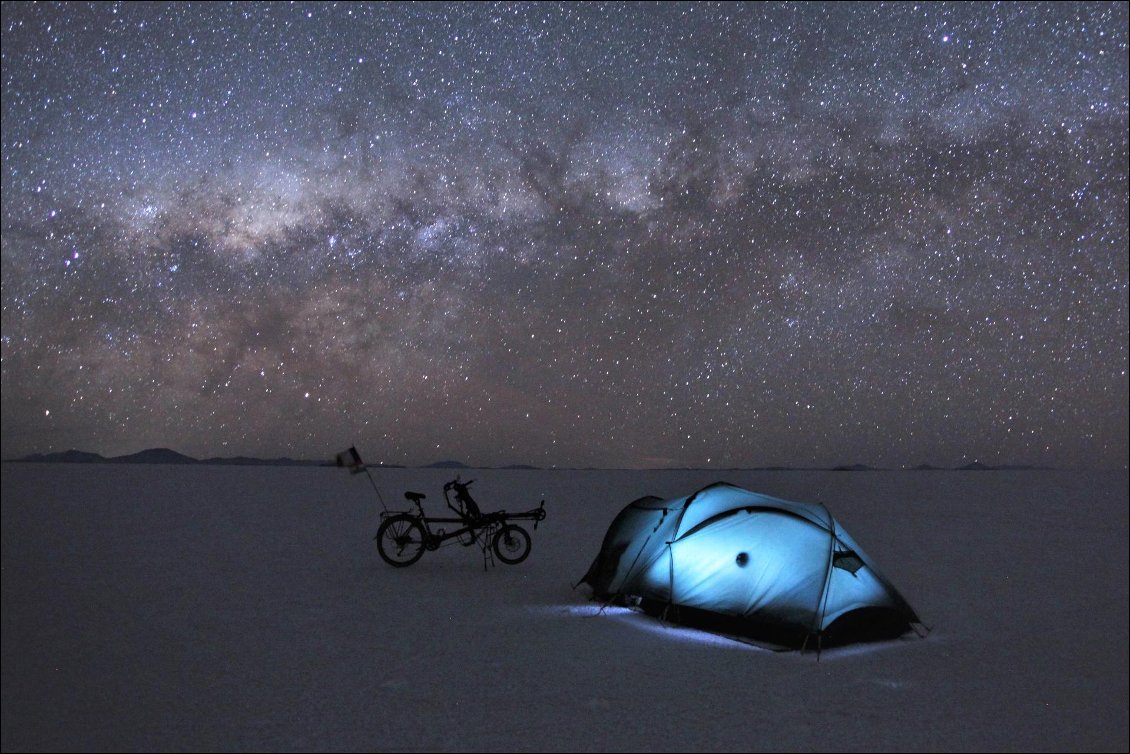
[492,525,532,565]
[376,514,426,567]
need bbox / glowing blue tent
[580,482,924,649]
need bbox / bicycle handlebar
[443,477,475,491]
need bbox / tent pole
[666,541,675,624]
[617,532,654,596]
[609,505,680,606]
[808,502,837,653]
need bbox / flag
[335,446,365,474]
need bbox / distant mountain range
[9,449,1052,470]
[15,448,329,467]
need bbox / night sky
[2,2,1126,469]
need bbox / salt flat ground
[2,464,1127,752]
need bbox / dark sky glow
[2,2,1127,468]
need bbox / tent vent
[833,550,864,574]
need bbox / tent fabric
[580,482,922,647]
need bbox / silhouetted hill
[957,462,1051,471]
[202,456,326,467]
[111,448,197,464]
[426,460,470,469]
[15,448,323,466]
[203,455,273,466]
[19,449,107,464]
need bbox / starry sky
[2,2,1127,469]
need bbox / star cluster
[2,2,1126,468]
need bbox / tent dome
[580,482,923,649]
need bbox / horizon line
[5,447,1127,472]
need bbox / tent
[579,482,924,649]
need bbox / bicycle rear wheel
[492,524,532,565]
[376,514,426,567]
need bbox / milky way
[2,2,1127,468]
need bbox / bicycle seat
[404,491,426,503]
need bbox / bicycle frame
[338,448,547,569]
[374,477,546,569]
[392,498,506,550]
